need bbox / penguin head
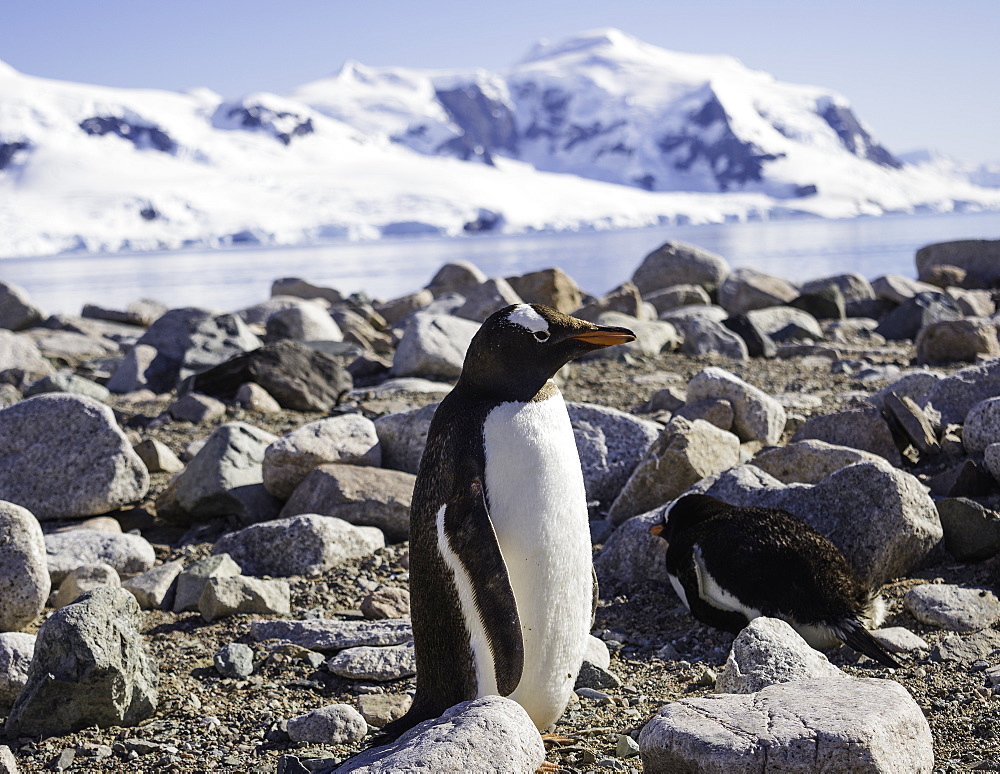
[459,303,635,400]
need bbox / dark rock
[722,314,776,358]
[790,285,846,320]
[883,391,940,454]
[937,498,1000,562]
[874,291,962,342]
[927,460,994,498]
[78,116,175,153]
[188,340,353,411]
[574,661,623,691]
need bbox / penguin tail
[836,619,900,669]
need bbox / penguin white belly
[482,389,593,729]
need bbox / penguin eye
[533,330,550,343]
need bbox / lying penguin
[375,303,635,742]
[651,492,900,668]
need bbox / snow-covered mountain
[1,30,998,259]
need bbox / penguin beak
[569,326,636,348]
[650,524,664,537]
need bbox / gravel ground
[5,346,1000,773]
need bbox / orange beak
[570,328,636,347]
[650,524,664,537]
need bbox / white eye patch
[506,304,549,334]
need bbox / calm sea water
[3,210,999,315]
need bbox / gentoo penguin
[651,492,900,668]
[378,303,634,740]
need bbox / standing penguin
[379,303,634,739]
[652,492,900,668]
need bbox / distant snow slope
[2,29,998,258]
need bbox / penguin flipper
[673,553,749,635]
[443,477,525,696]
[836,619,901,669]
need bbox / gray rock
[751,440,882,484]
[584,312,680,359]
[44,530,155,585]
[505,267,583,314]
[263,415,381,499]
[167,392,227,423]
[172,554,243,613]
[357,693,412,728]
[248,619,412,652]
[271,277,343,305]
[373,402,437,475]
[949,287,996,316]
[745,305,823,341]
[869,370,944,411]
[679,316,749,360]
[921,359,1000,426]
[573,282,645,322]
[4,587,158,737]
[280,466,413,543]
[715,618,845,694]
[0,632,35,709]
[214,642,254,679]
[639,678,933,773]
[287,703,368,745]
[916,239,1000,286]
[0,394,149,520]
[188,340,354,412]
[198,575,291,622]
[0,744,15,774]
[234,381,282,413]
[963,397,1000,453]
[0,501,49,632]
[0,281,44,331]
[630,241,730,296]
[334,695,545,773]
[872,274,939,305]
[390,313,479,380]
[903,584,1000,632]
[172,421,282,526]
[801,273,876,317]
[424,261,487,298]
[932,629,1000,662]
[609,418,740,525]
[883,391,940,454]
[792,405,902,466]
[361,587,411,620]
[376,290,434,327]
[676,398,735,431]
[574,661,622,691]
[594,509,670,589]
[916,318,1000,365]
[52,562,120,609]
[876,291,962,342]
[644,284,711,314]
[718,268,798,315]
[584,635,611,671]
[327,641,416,681]
[133,438,184,474]
[107,308,261,393]
[568,403,662,510]
[936,498,1000,561]
[23,372,111,402]
[213,514,384,577]
[0,330,53,382]
[453,278,522,322]
[687,367,786,445]
[122,560,183,610]
[869,627,929,654]
[266,302,343,342]
[700,460,941,588]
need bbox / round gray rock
[327,642,417,682]
[286,703,368,745]
[903,584,1000,632]
[0,500,50,632]
[0,394,149,520]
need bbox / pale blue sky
[2,0,997,164]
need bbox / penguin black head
[458,303,635,401]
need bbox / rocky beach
[1,238,1000,772]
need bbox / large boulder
[374,403,438,474]
[44,530,156,585]
[0,330,53,384]
[680,316,749,360]
[424,261,487,298]
[921,359,1000,426]
[916,318,1000,365]
[453,278,523,323]
[686,367,786,445]
[639,678,933,773]
[701,461,941,588]
[280,465,414,543]
[505,267,582,314]
[212,514,384,577]
[263,414,382,499]
[0,394,149,520]
[4,587,158,738]
[265,301,343,342]
[107,308,261,393]
[170,422,281,526]
[916,239,1000,286]
[751,440,882,485]
[0,501,49,632]
[188,340,353,411]
[390,313,479,381]
[800,272,877,317]
[718,268,798,315]
[875,291,962,342]
[0,282,44,332]
[630,241,730,296]
[334,695,545,773]
[791,405,901,466]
